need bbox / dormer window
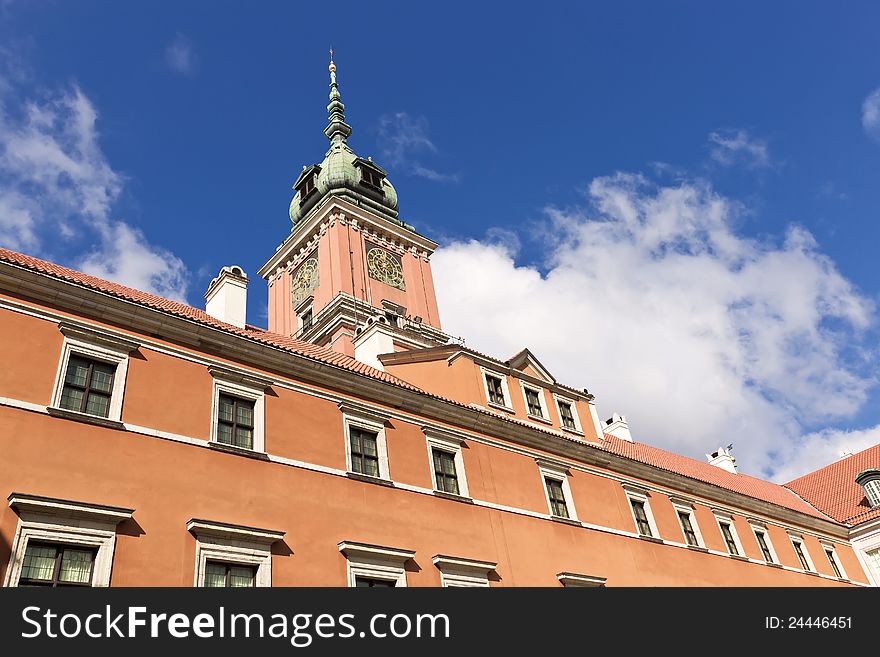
[298,174,316,200]
[361,167,383,188]
[355,158,386,194]
[856,469,880,507]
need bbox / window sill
[764,562,783,569]
[728,554,749,562]
[345,471,395,488]
[46,406,124,430]
[527,414,553,425]
[487,402,515,414]
[685,545,709,553]
[432,490,474,504]
[638,535,664,544]
[208,441,270,461]
[560,426,585,437]
[551,516,582,527]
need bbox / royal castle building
[1,57,878,588]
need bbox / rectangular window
[678,511,699,546]
[432,448,460,495]
[524,387,544,418]
[355,576,396,587]
[792,538,811,571]
[825,548,843,579]
[349,427,380,477]
[299,175,315,199]
[631,500,653,537]
[755,530,774,563]
[204,561,256,588]
[558,401,577,430]
[359,167,384,189]
[865,548,880,584]
[300,308,313,331]
[216,394,255,449]
[58,355,117,418]
[545,477,570,519]
[719,522,739,556]
[19,543,96,587]
[486,374,506,406]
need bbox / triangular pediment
[505,348,556,384]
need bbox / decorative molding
[8,493,133,524]
[186,519,284,545]
[557,572,606,587]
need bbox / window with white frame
[624,486,659,538]
[864,547,880,585]
[750,523,778,564]
[338,541,415,587]
[553,395,583,433]
[538,460,578,521]
[432,555,496,587]
[3,493,133,588]
[424,428,470,498]
[340,401,390,480]
[671,500,704,548]
[209,367,270,452]
[50,324,139,422]
[714,512,745,557]
[520,382,549,420]
[855,469,880,508]
[187,519,283,588]
[481,368,512,410]
[821,542,846,579]
[789,534,814,572]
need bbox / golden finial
[329,46,336,72]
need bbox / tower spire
[324,48,352,145]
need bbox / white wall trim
[537,460,578,521]
[519,380,550,421]
[788,533,816,572]
[432,555,495,587]
[189,518,278,587]
[749,522,780,564]
[480,366,513,411]
[209,369,267,453]
[340,402,390,480]
[625,489,660,539]
[552,393,584,434]
[672,501,705,548]
[424,429,470,498]
[338,541,414,587]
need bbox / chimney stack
[604,413,632,442]
[205,265,248,329]
[706,445,737,473]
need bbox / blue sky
[2,1,880,480]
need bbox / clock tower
[257,53,451,367]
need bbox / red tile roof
[0,247,419,391]
[0,247,847,525]
[600,433,828,520]
[785,443,880,526]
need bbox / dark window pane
[826,549,842,578]
[60,355,117,417]
[756,532,774,563]
[546,477,569,518]
[350,428,380,477]
[632,500,652,537]
[433,449,459,495]
[678,511,698,546]
[21,544,57,581]
[559,402,576,429]
[486,375,505,405]
[356,576,395,587]
[720,523,739,555]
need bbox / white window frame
[432,555,496,587]
[623,485,660,538]
[788,534,815,572]
[338,541,415,587]
[209,367,269,453]
[188,519,283,587]
[671,500,705,548]
[552,393,584,434]
[340,401,391,480]
[713,511,746,557]
[538,460,578,521]
[820,541,847,580]
[3,493,133,587]
[749,522,780,564]
[862,546,880,586]
[863,479,880,508]
[50,324,140,422]
[424,427,470,499]
[557,572,607,587]
[519,381,550,422]
[480,367,513,412]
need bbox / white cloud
[771,425,880,483]
[708,129,771,168]
[378,112,459,182]
[0,78,189,301]
[432,173,876,480]
[862,87,880,141]
[164,34,198,76]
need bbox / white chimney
[706,445,737,473]
[604,413,632,442]
[205,265,248,329]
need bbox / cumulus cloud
[0,78,189,300]
[164,34,198,76]
[378,112,459,182]
[708,129,771,168]
[862,87,880,141]
[433,173,876,480]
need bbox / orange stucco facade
[0,286,868,587]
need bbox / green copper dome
[289,56,400,226]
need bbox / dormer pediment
[506,348,556,385]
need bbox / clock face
[291,257,319,307]
[366,245,405,291]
